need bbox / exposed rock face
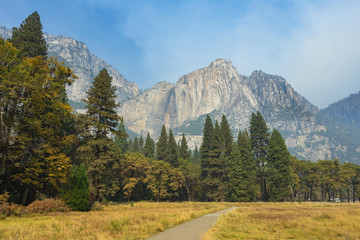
[0,26,139,103]
[118,59,359,162]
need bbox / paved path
[146,206,237,240]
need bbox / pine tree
[192,146,200,165]
[156,125,168,161]
[128,139,133,152]
[228,129,257,201]
[143,133,155,159]
[179,133,191,160]
[132,137,139,153]
[138,135,144,154]
[200,115,214,160]
[115,117,128,154]
[77,69,122,202]
[84,69,120,138]
[266,129,292,201]
[220,115,233,156]
[249,111,270,201]
[10,11,47,58]
[168,129,179,168]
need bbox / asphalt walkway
[146,206,237,240]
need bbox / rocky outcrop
[0,26,139,103]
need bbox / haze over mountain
[1,27,359,163]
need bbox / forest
[1,12,360,213]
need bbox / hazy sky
[1,0,359,108]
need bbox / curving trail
[146,206,237,240]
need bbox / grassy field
[0,201,232,240]
[203,202,360,240]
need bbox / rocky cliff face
[0,26,139,103]
[118,59,359,163]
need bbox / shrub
[26,199,69,213]
[0,202,25,216]
[65,165,90,211]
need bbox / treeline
[1,12,360,212]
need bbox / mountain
[118,59,360,163]
[0,26,139,104]
[322,92,360,128]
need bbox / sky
[1,0,360,108]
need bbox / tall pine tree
[10,11,47,58]
[156,125,168,161]
[249,111,270,201]
[167,129,179,168]
[77,69,122,202]
[266,129,292,201]
[179,133,191,160]
[143,132,155,159]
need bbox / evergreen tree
[115,117,128,154]
[168,129,179,168]
[179,133,191,160]
[84,69,120,138]
[128,139,133,152]
[156,125,168,161]
[77,69,122,202]
[10,11,47,58]
[132,137,139,153]
[228,129,257,201]
[65,165,90,211]
[200,115,214,160]
[143,133,155,159]
[249,111,270,201]
[266,129,292,201]
[192,145,200,165]
[138,135,144,154]
[220,115,233,156]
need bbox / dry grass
[202,202,360,240]
[0,201,232,240]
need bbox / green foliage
[115,117,129,154]
[250,111,270,201]
[192,146,200,165]
[10,11,47,58]
[156,125,168,161]
[143,133,155,159]
[179,158,202,201]
[266,129,292,201]
[228,130,257,202]
[78,68,122,202]
[167,129,179,168]
[84,69,120,138]
[179,133,191,160]
[65,165,90,211]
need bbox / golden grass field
[0,201,232,240]
[203,202,360,240]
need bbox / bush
[26,198,69,213]
[0,202,24,216]
[65,165,90,211]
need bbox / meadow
[203,202,360,240]
[0,201,232,240]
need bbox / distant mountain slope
[118,59,360,163]
[321,92,360,127]
[0,26,139,103]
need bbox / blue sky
[1,0,360,108]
